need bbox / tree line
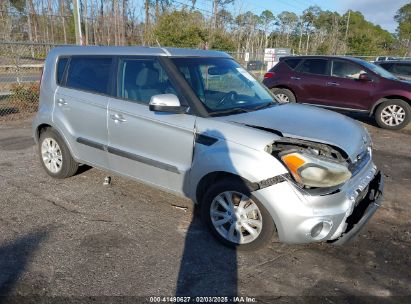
[1,0,410,56]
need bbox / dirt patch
[0,136,34,151]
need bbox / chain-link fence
[1,41,409,121]
[0,41,59,120]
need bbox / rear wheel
[375,99,410,130]
[271,88,296,103]
[39,128,79,178]
[201,179,275,251]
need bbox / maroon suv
[263,56,411,130]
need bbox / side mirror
[149,94,187,113]
[358,73,371,81]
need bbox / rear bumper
[331,170,384,245]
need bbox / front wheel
[201,179,275,251]
[375,99,410,130]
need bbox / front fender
[189,138,288,201]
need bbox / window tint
[296,59,328,75]
[56,58,68,85]
[332,61,366,79]
[119,58,177,104]
[379,63,394,72]
[284,58,302,69]
[66,57,112,94]
[393,63,411,76]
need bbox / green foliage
[154,10,207,48]
[212,31,235,51]
[395,4,411,45]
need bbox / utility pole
[73,0,83,45]
[344,10,351,55]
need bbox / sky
[183,0,408,33]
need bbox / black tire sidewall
[375,99,410,130]
[200,179,275,251]
[38,128,77,178]
[272,88,296,103]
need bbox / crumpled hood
[217,103,369,161]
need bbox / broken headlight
[281,152,352,188]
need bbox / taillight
[264,72,275,79]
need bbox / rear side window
[379,63,394,72]
[296,59,329,75]
[66,57,112,95]
[56,58,68,85]
[392,63,411,76]
[284,58,302,69]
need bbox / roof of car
[280,55,363,61]
[48,46,231,58]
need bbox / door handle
[110,113,127,123]
[326,81,340,86]
[57,98,67,106]
[291,76,301,80]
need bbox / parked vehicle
[246,60,265,71]
[263,56,411,130]
[33,47,383,250]
[374,56,398,62]
[375,60,411,81]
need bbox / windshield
[170,57,276,115]
[353,58,398,80]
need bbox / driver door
[107,57,196,195]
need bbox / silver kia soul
[33,46,384,250]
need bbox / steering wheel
[216,91,238,108]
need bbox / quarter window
[56,57,68,85]
[296,59,328,75]
[332,61,366,80]
[66,57,112,94]
[284,58,302,69]
[118,58,177,104]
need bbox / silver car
[33,46,384,250]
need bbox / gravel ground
[0,114,410,303]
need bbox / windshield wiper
[209,107,251,116]
[251,102,275,111]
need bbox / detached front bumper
[330,170,384,245]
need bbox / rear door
[53,56,113,168]
[107,57,196,194]
[327,59,376,110]
[293,58,331,105]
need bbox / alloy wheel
[380,104,406,126]
[210,191,263,244]
[41,137,63,173]
[275,93,290,103]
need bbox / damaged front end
[258,134,383,244]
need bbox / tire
[375,99,410,130]
[271,88,296,103]
[38,128,79,178]
[200,178,275,251]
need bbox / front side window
[171,57,275,114]
[118,58,177,104]
[332,61,366,80]
[296,59,329,75]
[66,57,112,94]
